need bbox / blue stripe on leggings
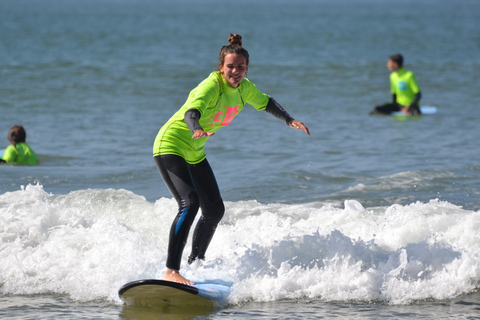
[175,208,188,235]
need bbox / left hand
[289,120,310,136]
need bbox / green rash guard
[153,71,270,164]
[2,142,39,165]
[390,67,420,107]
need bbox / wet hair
[218,33,249,67]
[7,125,26,145]
[389,53,404,68]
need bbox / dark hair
[389,53,404,68]
[218,33,249,67]
[8,125,26,145]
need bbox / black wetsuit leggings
[371,102,421,115]
[154,154,225,271]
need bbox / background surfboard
[392,106,437,117]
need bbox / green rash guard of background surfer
[152,33,310,286]
[1,125,39,165]
[390,67,420,108]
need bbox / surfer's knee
[173,191,201,232]
[180,190,201,213]
[202,198,225,225]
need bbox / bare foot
[163,268,196,285]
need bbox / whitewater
[1,184,478,307]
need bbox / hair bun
[228,33,242,47]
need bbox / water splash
[1,185,479,305]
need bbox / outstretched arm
[265,98,310,136]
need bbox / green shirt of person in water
[1,125,39,165]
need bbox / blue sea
[1,0,480,319]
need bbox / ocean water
[1,0,480,319]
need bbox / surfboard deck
[118,279,231,309]
[392,106,437,117]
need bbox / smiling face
[219,53,248,88]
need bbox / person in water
[153,33,310,285]
[1,125,39,165]
[370,53,422,115]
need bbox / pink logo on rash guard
[212,106,239,126]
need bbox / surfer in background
[370,53,422,115]
[1,125,39,165]
[153,33,310,285]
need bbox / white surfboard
[118,279,231,309]
[392,106,437,117]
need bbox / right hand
[192,129,215,139]
[400,106,411,115]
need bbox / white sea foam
[0,184,479,305]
